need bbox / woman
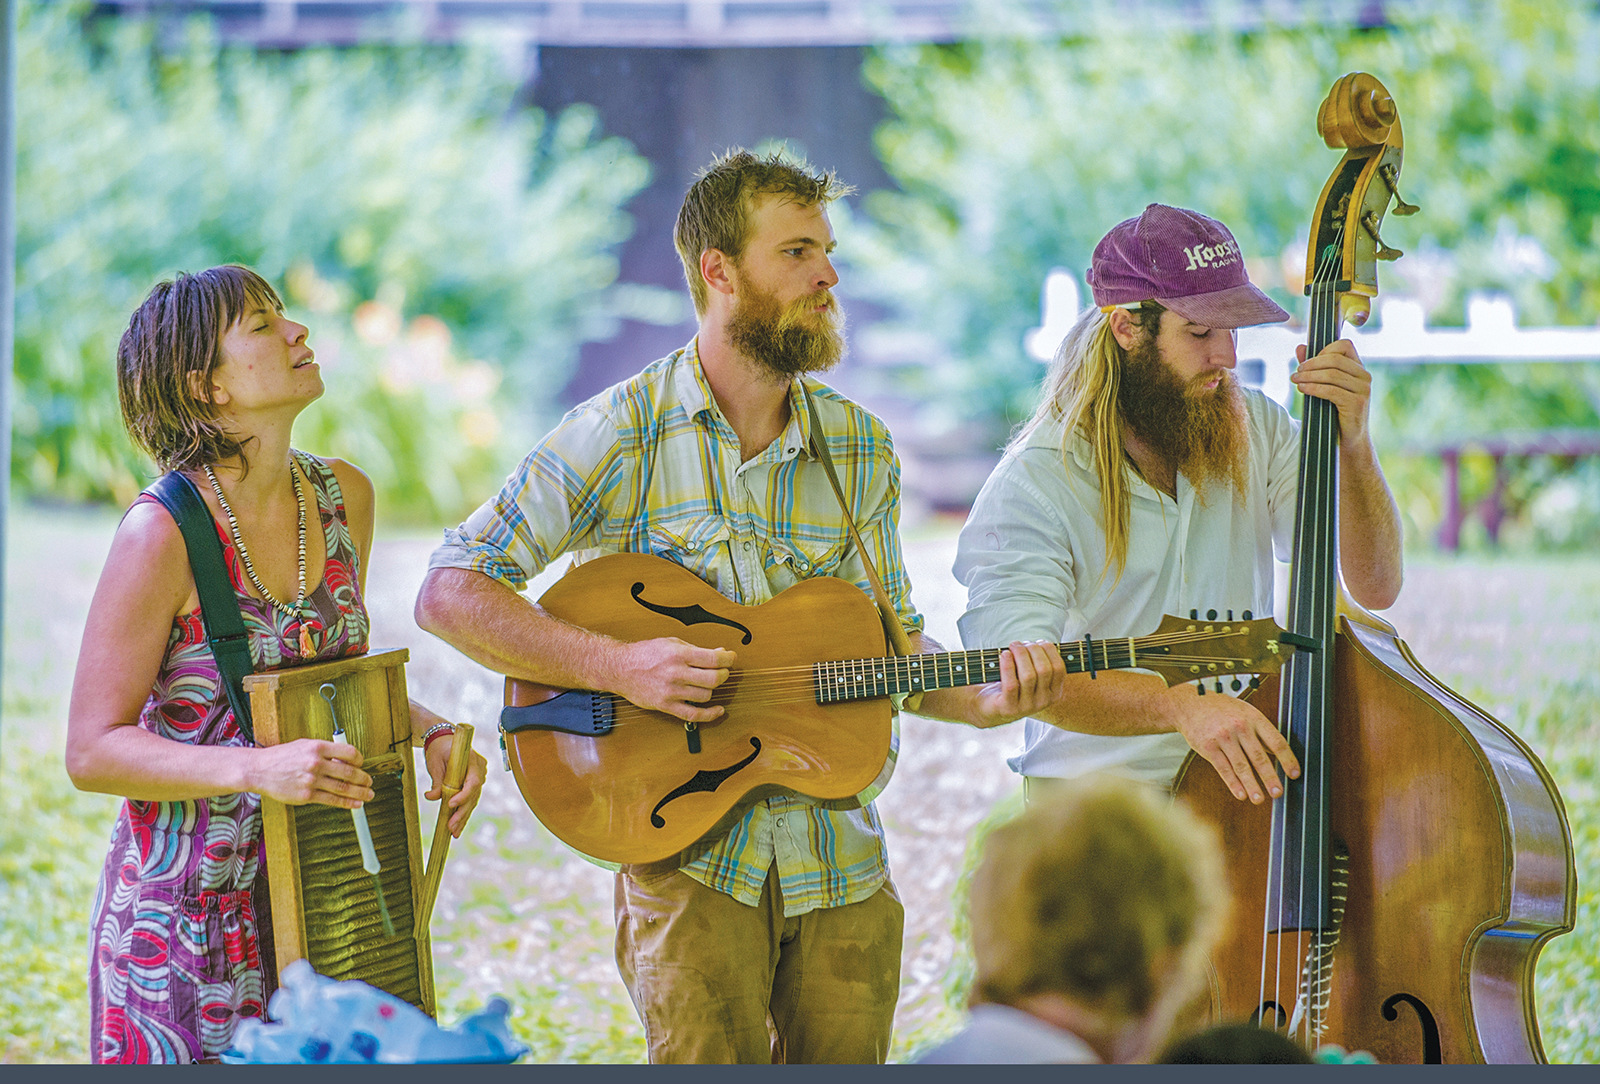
[66,265,487,1063]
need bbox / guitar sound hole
[649,737,763,828]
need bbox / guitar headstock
[1138,611,1299,689]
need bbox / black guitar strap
[146,471,257,744]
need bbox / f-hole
[630,581,753,644]
[1381,993,1442,1064]
[1251,1002,1288,1028]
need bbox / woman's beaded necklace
[204,457,307,621]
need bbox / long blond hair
[1012,302,1164,582]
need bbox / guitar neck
[814,636,1143,705]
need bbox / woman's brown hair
[117,265,284,473]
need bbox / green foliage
[15,1,660,520]
[1372,362,1600,552]
[855,0,1600,546]
[0,741,120,1062]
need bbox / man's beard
[726,279,846,379]
[1118,333,1248,501]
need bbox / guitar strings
[518,624,1284,732]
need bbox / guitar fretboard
[813,637,1146,705]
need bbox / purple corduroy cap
[1086,204,1290,329]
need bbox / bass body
[503,552,1295,866]
[1175,601,1575,1062]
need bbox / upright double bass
[1173,73,1576,1064]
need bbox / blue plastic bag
[222,959,528,1064]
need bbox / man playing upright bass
[416,149,1065,1064]
[955,203,1404,804]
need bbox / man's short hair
[673,148,851,317]
[969,776,1228,1020]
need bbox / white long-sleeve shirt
[954,388,1301,786]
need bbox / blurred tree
[15,0,659,521]
[854,0,1600,549]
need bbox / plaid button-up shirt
[429,339,922,915]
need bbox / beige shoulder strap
[803,385,916,658]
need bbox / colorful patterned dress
[87,452,370,1063]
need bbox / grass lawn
[1,504,1595,1063]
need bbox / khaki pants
[614,866,904,1064]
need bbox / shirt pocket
[645,515,733,587]
[763,530,852,593]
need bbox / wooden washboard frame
[243,648,436,1017]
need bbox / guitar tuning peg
[1242,610,1253,620]
[1190,609,1199,620]
[1227,610,1234,621]
[1196,681,1206,696]
[1215,678,1225,694]
[1248,676,1262,690]
[1206,609,1218,620]
[1231,677,1243,692]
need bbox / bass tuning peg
[1380,163,1420,216]
[1362,210,1403,261]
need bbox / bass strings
[1263,220,1346,1046]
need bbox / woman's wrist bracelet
[421,721,457,752]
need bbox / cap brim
[1156,283,1290,330]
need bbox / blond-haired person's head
[673,147,850,319]
[967,776,1227,1062]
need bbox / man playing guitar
[415,149,1065,1064]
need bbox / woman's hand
[423,732,488,838]
[244,737,374,808]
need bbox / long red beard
[1118,335,1249,502]
[726,281,846,378]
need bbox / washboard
[243,648,436,1017]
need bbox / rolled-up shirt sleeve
[428,405,626,591]
[954,450,1083,652]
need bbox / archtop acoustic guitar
[499,552,1303,865]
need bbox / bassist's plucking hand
[612,637,736,724]
[1171,686,1301,805]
